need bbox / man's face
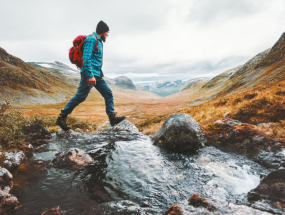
[101,31,109,43]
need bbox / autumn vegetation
[0,101,97,150]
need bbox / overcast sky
[1,0,285,82]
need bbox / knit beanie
[96,20,109,34]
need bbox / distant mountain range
[135,78,210,97]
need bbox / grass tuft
[0,101,97,150]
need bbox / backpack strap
[88,34,99,51]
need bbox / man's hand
[88,77,96,86]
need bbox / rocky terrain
[0,115,283,214]
[1,30,285,215]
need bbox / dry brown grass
[177,79,285,125]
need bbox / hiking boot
[56,115,71,130]
[109,113,126,126]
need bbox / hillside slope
[217,32,285,97]
[167,32,285,106]
[0,47,79,105]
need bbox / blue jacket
[81,32,103,78]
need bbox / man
[56,20,126,130]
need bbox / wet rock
[96,127,102,132]
[1,151,25,172]
[22,124,52,145]
[204,118,285,168]
[248,169,285,203]
[74,128,84,133]
[225,202,272,215]
[102,120,140,134]
[0,168,19,214]
[35,144,49,152]
[56,129,81,138]
[188,193,216,211]
[153,114,206,153]
[56,129,68,136]
[41,207,63,215]
[0,168,13,194]
[52,148,95,168]
[0,195,20,215]
[182,194,272,214]
[164,204,183,215]
[84,200,156,215]
[20,144,34,157]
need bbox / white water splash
[202,161,260,198]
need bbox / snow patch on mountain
[136,78,210,97]
[28,61,80,79]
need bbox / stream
[15,130,273,214]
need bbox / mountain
[182,78,210,91]
[105,76,137,90]
[0,47,79,105]
[135,79,207,97]
[28,61,80,79]
[30,62,138,90]
[165,32,285,106]
[0,49,159,106]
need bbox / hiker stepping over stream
[56,20,126,130]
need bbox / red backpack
[69,35,98,69]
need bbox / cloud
[104,54,250,82]
[1,0,285,83]
[186,0,264,26]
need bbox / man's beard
[101,35,106,42]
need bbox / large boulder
[0,168,19,214]
[102,120,140,134]
[22,124,52,145]
[52,148,95,168]
[152,114,206,153]
[248,169,285,203]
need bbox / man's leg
[57,72,92,130]
[95,77,126,125]
[94,76,115,116]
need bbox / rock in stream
[153,114,207,153]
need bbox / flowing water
[15,131,271,214]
